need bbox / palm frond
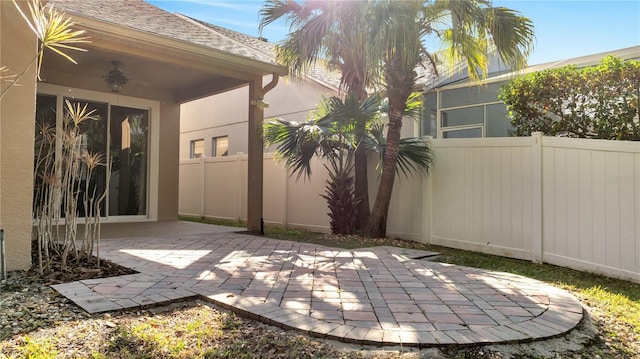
[483,6,534,70]
[364,123,433,178]
[395,137,433,178]
[263,92,381,180]
[0,66,15,82]
[264,119,320,179]
[64,99,97,127]
[13,0,90,79]
[259,0,301,33]
[404,92,424,121]
[426,0,533,81]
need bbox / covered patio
[1,0,286,271]
[54,221,583,347]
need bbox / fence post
[236,153,244,223]
[531,132,544,263]
[423,136,433,244]
[282,160,289,229]
[199,155,205,218]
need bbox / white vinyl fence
[179,133,640,282]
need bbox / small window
[190,139,204,158]
[441,106,484,127]
[442,127,483,138]
[486,103,513,137]
[212,136,228,157]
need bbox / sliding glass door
[35,94,150,218]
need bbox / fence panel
[541,137,640,281]
[263,153,287,226]
[203,156,244,221]
[283,156,331,232]
[178,159,204,218]
[366,153,426,242]
[178,135,640,282]
[428,137,536,260]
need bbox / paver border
[53,272,584,348]
[52,234,585,348]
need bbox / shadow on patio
[53,221,584,348]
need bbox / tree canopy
[262,0,535,237]
[500,56,640,141]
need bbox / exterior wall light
[105,61,128,93]
[250,98,270,109]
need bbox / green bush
[499,55,640,140]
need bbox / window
[440,82,504,108]
[212,136,228,157]
[421,92,437,138]
[485,103,512,137]
[190,139,204,158]
[421,81,515,139]
[441,106,484,127]
[442,127,483,138]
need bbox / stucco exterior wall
[0,1,38,270]
[158,101,181,221]
[180,75,336,158]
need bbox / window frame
[190,139,205,159]
[421,79,513,139]
[37,83,160,222]
[211,135,229,157]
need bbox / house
[420,46,640,139]
[0,0,286,271]
[178,18,341,159]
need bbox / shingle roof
[426,45,640,91]
[48,0,278,67]
[185,17,277,59]
[183,15,342,91]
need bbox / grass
[3,303,367,359]
[181,215,640,357]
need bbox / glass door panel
[34,94,58,210]
[109,105,148,216]
[64,98,108,217]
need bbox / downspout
[263,72,279,95]
[258,73,279,235]
[1,229,6,281]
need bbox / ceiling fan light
[105,61,128,93]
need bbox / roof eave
[68,14,287,78]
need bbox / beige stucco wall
[180,75,336,158]
[0,1,38,270]
[158,101,181,220]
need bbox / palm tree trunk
[366,105,403,238]
[351,82,370,231]
[354,129,370,231]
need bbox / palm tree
[264,93,432,235]
[365,0,534,237]
[260,0,375,230]
[262,0,534,238]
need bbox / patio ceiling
[40,0,286,103]
[40,44,247,103]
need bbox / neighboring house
[0,0,285,271]
[420,46,640,139]
[179,17,341,159]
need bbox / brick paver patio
[53,229,583,347]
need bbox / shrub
[499,55,640,140]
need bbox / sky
[148,0,640,66]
